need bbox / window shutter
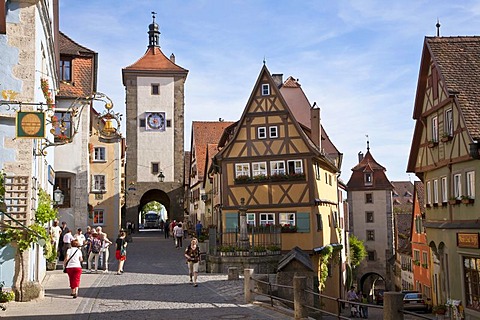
[296,212,310,233]
[225,213,238,231]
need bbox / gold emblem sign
[16,111,46,138]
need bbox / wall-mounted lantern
[53,187,64,206]
[158,171,165,182]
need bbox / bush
[0,282,15,303]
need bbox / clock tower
[122,13,188,228]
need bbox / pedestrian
[87,231,102,272]
[195,221,203,239]
[74,228,86,266]
[347,286,359,317]
[164,220,170,239]
[184,238,200,287]
[49,220,61,254]
[99,230,113,273]
[170,220,176,239]
[63,239,83,298]
[62,228,74,262]
[115,230,128,275]
[174,223,183,248]
[360,293,368,318]
[58,221,68,260]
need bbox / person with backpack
[174,223,183,248]
[87,231,102,272]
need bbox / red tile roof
[59,31,96,55]
[346,150,393,190]
[124,47,188,74]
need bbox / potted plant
[432,304,448,315]
[281,224,297,233]
[235,246,249,256]
[448,197,460,205]
[461,195,475,204]
[0,282,15,303]
[253,245,267,256]
[441,132,452,142]
[44,241,57,270]
[266,245,281,255]
[428,140,439,148]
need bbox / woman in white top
[64,239,83,298]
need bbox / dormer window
[261,84,270,96]
[60,57,72,82]
[364,173,373,186]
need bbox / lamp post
[53,187,64,206]
[157,171,165,182]
[238,198,249,249]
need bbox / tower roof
[346,150,393,190]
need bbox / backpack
[91,238,102,254]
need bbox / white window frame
[261,84,270,96]
[235,163,250,178]
[445,109,453,136]
[252,162,267,177]
[364,173,373,186]
[441,177,448,203]
[454,173,462,199]
[432,116,438,142]
[467,171,475,198]
[279,213,295,226]
[269,126,278,138]
[426,181,432,205]
[270,161,285,175]
[92,209,104,225]
[259,213,275,226]
[257,127,267,139]
[93,147,106,161]
[92,175,106,192]
[433,179,439,204]
[287,160,303,174]
[247,213,256,226]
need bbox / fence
[243,268,435,320]
[214,226,281,253]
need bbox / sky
[59,0,480,183]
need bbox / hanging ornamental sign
[16,111,46,138]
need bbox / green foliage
[141,201,164,220]
[349,234,367,268]
[318,245,334,291]
[43,241,57,262]
[36,188,58,224]
[0,282,14,303]
[0,170,5,204]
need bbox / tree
[349,234,367,268]
[141,201,164,220]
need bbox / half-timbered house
[407,36,480,318]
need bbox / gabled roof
[408,36,480,173]
[391,181,414,213]
[59,31,96,56]
[277,246,313,272]
[346,150,393,190]
[191,121,234,183]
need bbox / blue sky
[59,1,480,182]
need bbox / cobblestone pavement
[0,231,293,320]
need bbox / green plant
[317,244,333,291]
[36,188,58,224]
[267,245,281,251]
[349,235,367,268]
[219,245,235,253]
[43,241,57,262]
[0,282,15,303]
[413,260,420,266]
[253,245,267,252]
[432,304,448,315]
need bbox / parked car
[403,292,431,312]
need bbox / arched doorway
[359,272,386,304]
[136,189,170,231]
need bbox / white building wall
[137,76,175,183]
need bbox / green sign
[16,112,45,138]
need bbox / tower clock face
[146,112,165,131]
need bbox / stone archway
[359,272,386,303]
[429,240,447,304]
[137,189,171,228]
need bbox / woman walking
[115,230,128,275]
[184,238,201,287]
[64,239,83,298]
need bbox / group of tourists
[49,221,129,299]
[347,286,369,318]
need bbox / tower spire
[436,19,441,37]
[148,11,160,48]
[366,134,370,151]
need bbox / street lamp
[53,187,64,206]
[157,171,165,182]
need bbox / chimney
[271,74,283,88]
[358,151,364,163]
[170,53,175,63]
[310,104,321,150]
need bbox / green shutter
[225,213,239,231]
[296,212,310,233]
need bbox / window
[366,230,375,241]
[279,213,295,226]
[463,256,480,310]
[454,173,462,198]
[367,251,375,261]
[269,126,278,138]
[235,163,250,178]
[247,213,255,226]
[366,211,374,223]
[467,171,475,198]
[151,84,160,95]
[315,163,321,180]
[365,193,373,203]
[270,161,285,175]
[55,177,71,208]
[422,251,428,266]
[432,116,438,142]
[445,109,453,136]
[59,58,72,82]
[93,209,104,225]
[316,214,322,231]
[426,181,432,205]
[259,213,274,226]
[441,177,448,203]
[151,162,159,175]
[364,172,373,186]
[414,249,420,262]
[252,162,267,177]
[53,111,72,142]
[287,160,303,174]
[433,179,439,204]
[261,84,270,96]
[93,147,106,161]
[257,127,267,139]
[139,119,146,127]
[92,175,106,192]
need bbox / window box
[461,196,475,205]
[413,260,420,266]
[441,134,452,142]
[422,263,428,269]
[281,224,297,233]
[428,140,438,148]
[448,198,460,205]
